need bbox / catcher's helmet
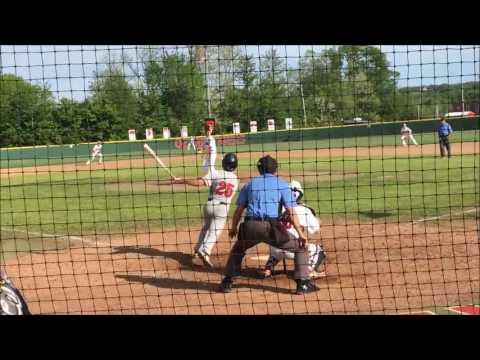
[290,180,304,203]
[222,153,238,172]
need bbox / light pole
[300,81,307,127]
[195,45,212,118]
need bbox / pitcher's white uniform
[195,166,238,256]
[86,143,103,164]
[269,205,324,271]
[400,124,418,146]
[202,135,217,173]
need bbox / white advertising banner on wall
[250,121,257,133]
[128,129,137,141]
[180,126,188,138]
[267,119,275,131]
[233,122,240,134]
[285,118,293,130]
[145,128,154,140]
[162,128,171,139]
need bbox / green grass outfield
[1,153,478,260]
[0,129,478,169]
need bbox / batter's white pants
[195,201,228,256]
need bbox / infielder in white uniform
[260,180,327,279]
[400,123,418,147]
[187,136,196,152]
[173,153,239,267]
[201,125,217,174]
[86,141,103,165]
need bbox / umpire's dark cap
[257,155,278,175]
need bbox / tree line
[1,45,478,147]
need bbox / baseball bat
[143,143,178,180]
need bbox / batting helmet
[222,153,238,172]
[290,180,304,203]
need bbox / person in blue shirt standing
[218,155,319,295]
[438,117,453,158]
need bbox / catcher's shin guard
[312,245,327,272]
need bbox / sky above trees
[1,45,478,102]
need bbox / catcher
[1,272,30,315]
[260,180,327,279]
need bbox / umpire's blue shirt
[237,174,297,219]
[438,122,453,136]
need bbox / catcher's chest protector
[0,276,31,315]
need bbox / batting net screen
[0,45,478,315]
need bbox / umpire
[438,117,453,158]
[218,155,319,295]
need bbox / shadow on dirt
[111,245,223,274]
[112,246,331,294]
[116,273,295,295]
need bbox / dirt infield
[4,216,478,314]
[2,141,478,314]
[2,142,479,178]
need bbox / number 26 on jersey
[215,181,234,197]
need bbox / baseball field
[1,131,479,314]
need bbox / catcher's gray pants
[224,219,310,280]
[195,201,228,256]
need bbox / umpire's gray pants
[224,219,310,280]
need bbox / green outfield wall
[1,117,478,164]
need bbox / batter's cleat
[295,279,319,295]
[218,277,233,293]
[309,270,327,279]
[193,251,213,268]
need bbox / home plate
[249,255,270,261]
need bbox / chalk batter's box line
[395,310,436,315]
